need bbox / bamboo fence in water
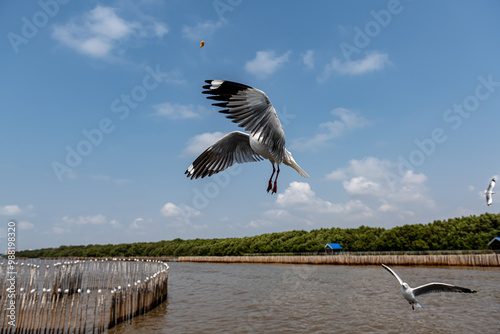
[0,258,168,334]
[178,253,500,266]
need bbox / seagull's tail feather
[417,302,426,309]
[283,150,309,178]
[287,160,309,178]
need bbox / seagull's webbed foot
[267,180,273,193]
[272,181,278,194]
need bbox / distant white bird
[381,264,476,309]
[185,80,309,194]
[485,177,496,206]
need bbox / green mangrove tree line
[16,213,500,258]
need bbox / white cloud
[247,219,273,228]
[110,219,121,228]
[318,51,390,81]
[326,157,434,208]
[378,201,397,212]
[0,205,21,215]
[161,202,183,217]
[159,70,186,85]
[302,50,315,69]
[327,157,392,181]
[343,176,381,195]
[292,108,368,151]
[130,217,145,229]
[153,22,169,37]
[161,202,200,220]
[52,5,167,59]
[264,209,290,219]
[272,169,433,228]
[182,20,223,41]
[276,182,374,216]
[245,50,291,79]
[89,6,136,39]
[184,131,225,156]
[161,202,204,232]
[153,102,207,119]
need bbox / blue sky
[1,0,500,250]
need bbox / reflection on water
[108,262,500,334]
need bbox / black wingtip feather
[203,80,252,95]
[206,95,230,101]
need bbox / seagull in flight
[381,264,476,310]
[485,177,496,206]
[185,80,309,194]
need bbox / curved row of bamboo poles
[178,253,500,266]
[0,258,168,334]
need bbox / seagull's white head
[402,283,410,290]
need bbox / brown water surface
[107,262,500,333]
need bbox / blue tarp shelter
[324,243,343,254]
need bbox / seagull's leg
[411,303,414,310]
[272,164,280,194]
[267,163,276,193]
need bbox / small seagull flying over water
[485,177,496,206]
[185,80,309,194]
[381,263,476,310]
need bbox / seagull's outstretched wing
[381,264,404,286]
[413,282,477,297]
[487,178,496,192]
[185,131,263,179]
[203,80,286,163]
[486,193,493,206]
